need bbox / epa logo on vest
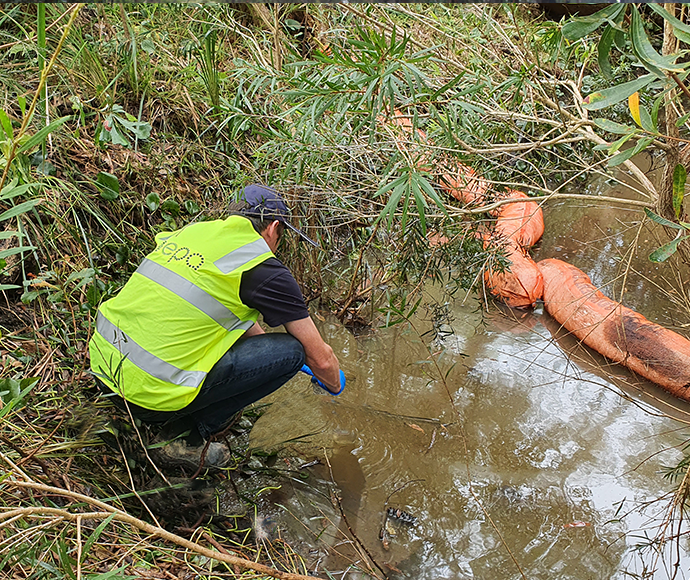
[158,240,204,271]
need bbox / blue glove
[301,364,346,396]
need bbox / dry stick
[189,439,212,480]
[383,479,425,507]
[0,436,62,488]
[0,450,32,482]
[651,462,690,576]
[76,514,83,580]
[338,221,380,320]
[177,526,247,576]
[617,219,646,305]
[117,396,172,488]
[0,4,83,196]
[670,72,690,103]
[4,480,319,580]
[114,435,162,528]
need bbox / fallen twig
[3,479,319,580]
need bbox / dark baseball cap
[240,184,319,248]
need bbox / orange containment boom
[482,190,545,309]
[483,237,544,309]
[493,190,545,249]
[440,163,489,206]
[538,258,690,398]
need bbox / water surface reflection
[249,184,690,579]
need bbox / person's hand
[301,365,345,395]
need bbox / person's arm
[284,317,341,393]
[243,322,265,337]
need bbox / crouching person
[88,184,345,468]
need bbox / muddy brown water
[245,171,690,579]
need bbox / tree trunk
[660,3,690,265]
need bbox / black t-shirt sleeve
[239,257,309,327]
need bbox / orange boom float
[538,258,690,398]
[481,190,545,309]
[493,190,545,249]
[482,237,544,309]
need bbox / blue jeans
[99,333,305,443]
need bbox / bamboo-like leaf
[583,74,655,110]
[597,24,616,79]
[0,199,42,221]
[0,109,13,140]
[16,116,69,154]
[430,73,465,100]
[630,6,685,77]
[561,3,625,41]
[676,111,690,128]
[80,513,117,564]
[0,245,36,260]
[649,235,690,262]
[0,182,37,201]
[417,174,448,217]
[644,207,687,230]
[628,92,642,127]
[594,118,635,135]
[376,174,407,229]
[673,163,686,220]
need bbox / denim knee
[272,333,306,372]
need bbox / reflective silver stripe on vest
[136,259,253,332]
[96,313,205,389]
[214,238,271,274]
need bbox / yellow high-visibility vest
[88,216,273,411]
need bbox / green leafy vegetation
[1,3,690,578]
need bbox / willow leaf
[561,3,625,41]
[583,74,655,110]
[644,207,686,230]
[597,24,616,79]
[594,118,635,135]
[649,235,690,263]
[608,136,653,167]
[630,6,684,76]
[649,3,690,43]
[0,199,42,222]
[608,130,638,155]
[628,92,641,127]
